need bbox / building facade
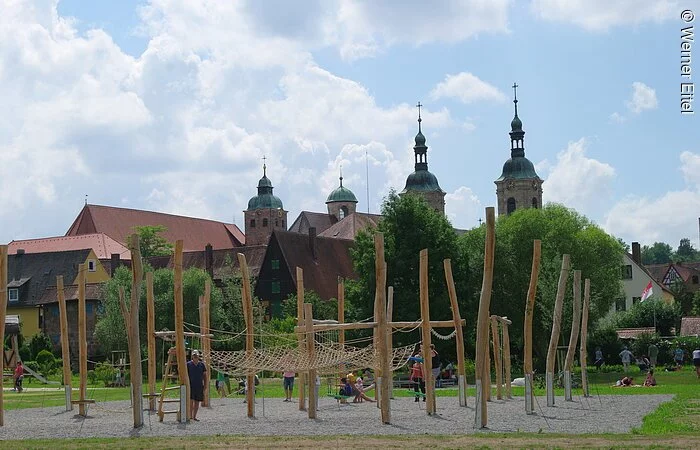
[244,164,288,246]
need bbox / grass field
[1,366,698,448]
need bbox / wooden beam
[126,234,144,427]
[338,277,345,379]
[502,321,512,399]
[78,263,88,417]
[57,275,72,411]
[174,240,189,421]
[238,253,256,418]
[490,316,502,400]
[546,254,570,407]
[386,285,394,400]
[304,303,317,419]
[444,259,467,407]
[296,267,306,411]
[475,207,495,428]
[523,239,541,414]
[564,270,582,401]
[375,234,391,423]
[419,248,436,415]
[580,278,591,397]
[202,280,211,407]
[0,245,7,426]
[146,272,156,412]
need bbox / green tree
[641,242,673,265]
[609,298,681,336]
[459,204,624,371]
[133,225,174,258]
[281,289,338,322]
[674,237,698,262]
[346,191,471,350]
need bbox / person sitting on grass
[613,376,633,387]
[643,369,657,387]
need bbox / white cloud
[430,72,507,104]
[445,186,483,229]
[627,82,658,114]
[531,0,678,30]
[541,138,616,211]
[609,112,626,123]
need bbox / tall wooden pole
[0,245,8,426]
[304,303,317,419]
[146,272,156,412]
[490,316,502,400]
[296,267,306,411]
[419,248,436,415]
[580,279,591,397]
[523,240,541,414]
[546,254,570,407]
[564,270,582,401]
[238,253,256,418]
[502,319,512,399]
[126,235,144,427]
[338,277,345,379]
[57,275,73,411]
[77,263,88,416]
[444,259,467,407]
[202,280,211,407]
[174,240,189,421]
[386,285,394,400]
[375,234,391,423]
[475,207,495,428]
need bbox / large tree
[641,242,674,265]
[346,191,471,349]
[458,204,624,370]
[133,225,174,258]
[675,237,699,262]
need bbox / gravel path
[0,394,672,440]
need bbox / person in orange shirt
[409,352,425,402]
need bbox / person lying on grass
[613,376,634,387]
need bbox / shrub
[19,344,31,362]
[36,349,56,376]
[94,362,116,387]
[87,370,97,385]
[588,325,621,364]
[464,359,476,384]
[29,333,54,360]
[23,360,39,373]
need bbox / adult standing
[692,348,700,378]
[594,347,605,370]
[282,369,295,402]
[648,343,659,368]
[674,347,684,368]
[430,344,441,388]
[619,347,634,373]
[187,349,206,421]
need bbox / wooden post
[523,240,541,414]
[338,277,345,379]
[490,316,502,400]
[0,245,7,426]
[444,259,467,407]
[564,270,582,401]
[484,333,491,402]
[77,263,88,416]
[238,253,256,418]
[546,254,570,407]
[375,234,391,423]
[475,207,495,428]
[174,240,189,421]
[126,235,144,427]
[146,272,156,412]
[580,279,591,397]
[502,319,512,399]
[202,280,211,407]
[386,285,394,400]
[296,267,306,411]
[56,275,73,411]
[304,303,317,419]
[419,248,436,415]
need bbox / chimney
[110,253,121,276]
[205,243,214,279]
[308,227,317,260]
[631,242,641,265]
[14,249,25,281]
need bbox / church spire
[509,83,525,157]
[414,101,428,171]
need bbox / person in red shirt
[14,361,24,392]
[409,352,425,402]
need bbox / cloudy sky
[2,0,699,249]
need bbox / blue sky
[2,0,699,250]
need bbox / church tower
[495,84,543,216]
[326,169,358,221]
[244,162,288,246]
[400,102,446,214]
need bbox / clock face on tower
[532,180,538,190]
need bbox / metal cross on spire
[416,101,423,131]
[262,155,267,175]
[512,82,519,116]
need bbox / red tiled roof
[8,233,131,260]
[66,204,244,252]
[616,327,656,339]
[288,211,337,235]
[680,317,700,336]
[39,284,104,305]
[319,212,382,240]
[170,246,268,279]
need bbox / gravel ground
[0,393,672,440]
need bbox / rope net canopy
[208,341,416,376]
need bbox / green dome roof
[247,167,284,210]
[511,114,522,131]
[496,155,540,181]
[326,177,358,204]
[402,169,444,193]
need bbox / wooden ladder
[157,347,182,422]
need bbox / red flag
[641,281,653,302]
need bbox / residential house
[646,261,700,294]
[617,242,674,312]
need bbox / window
[275,219,279,227]
[621,265,633,280]
[250,219,256,228]
[8,288,19,302]
[263,218,268,227]
[339,206,348,220]
[88,259,96,272]
[531,197,538,209]
[692,275,699,284]
[507,197,516,214]
[271,281,280,294]
[632,296,641,305]
[615,298,626,312]
[271,259,280,270]
[282,220,285,228]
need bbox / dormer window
[8,288,19,302]
[88,259,96,272]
